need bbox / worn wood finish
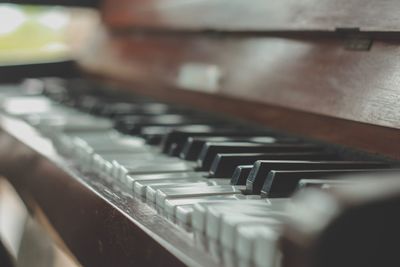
[79,29,400,159]
[0,116,219,267]
[101,0,400,32]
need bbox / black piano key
[114,115,220,135]
[170,135,283,158]
[142,125,217,145]
[260,168,398,198]
[145,134,164,145]
[230,165,253,185]
[208,152,338,178]
[98,102,171,117]
[179,135,295,160]
[197,142,322,171]
[296,179,356,191]
[167,143,180,156]
[141,125,231,141]
[142,125,212,136]
[75,95,104,112]
[246,160,389,194]
[160,128,270,154]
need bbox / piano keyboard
[1,78,399,267]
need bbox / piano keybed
[0,78,399,267]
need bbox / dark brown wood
[0,116,219,267]
[79,29,400,160]
[101,0,400,32]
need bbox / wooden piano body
[0,0,399,266]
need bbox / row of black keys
[43,79,397,197]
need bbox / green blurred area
[0,4,70,65]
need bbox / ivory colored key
[145,179,231,205]
[125,172,206,191]
[145,182,216,207]
[221,215,283,267]
[155,185,244,212]
[114,159,194,183]
[235,225,281,267]
[91,152,161,174]
[144,180,235,206]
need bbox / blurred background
[0,4,97,65]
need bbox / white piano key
[220,213,285,267]
[34,113,113,133]
[192,200,271,251]
[206,205,282,261]
[146,179,231,208]
[72,131,145,147]
[155,185,244,212]
[146,182,212,207]
[116,160,195,183]
[92,152,161,176]
[254,229,281,267]
[235,225,281,267]
[125,172,205,192]
[52,133,74,155]
[1,96,56,115]
[192,203,210,250]
[174,205,195,230]
[135,177,208,198]
[172,196,263,230]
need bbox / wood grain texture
[79,29,400,131]
[101,0,400,32]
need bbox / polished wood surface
[101,0,400,32]
[79,28,400,159]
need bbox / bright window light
[38,9,70,30]
[0,5,27,35]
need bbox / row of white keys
[0,94,109,135]
[167,195,258,227]
[192,200,290,267]
[73,132,145,151]
[220,213,286,267]
[37,114,113,134]
[192,201,274,249]
[92,152,163,181]
[4,96,115,133]
[69,134,154,174]
[0,95,66,117]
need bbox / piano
[0,1,399,267]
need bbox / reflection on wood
[101,0,400,32]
